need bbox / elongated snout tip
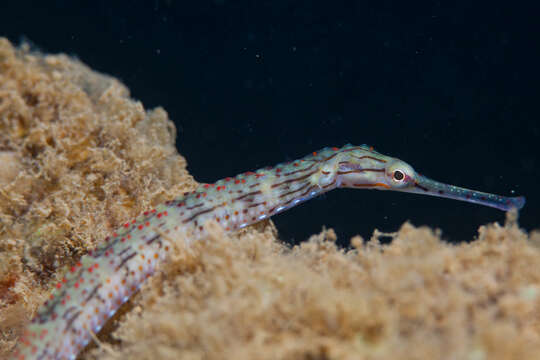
[510,196,526,211]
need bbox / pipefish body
[11,144,525,360]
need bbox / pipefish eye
[386,161,415,188]
[393,170,405,182]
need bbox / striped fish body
[12,145,355,360]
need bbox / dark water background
[2,1,538,246]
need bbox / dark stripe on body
[271,170,317,189]
[64,310,82,332]
[281,185,318,206]
[83,284,102,304]
[337,168,385,175]
[283,162,316,176]
[146,233,161,244]
[182,207,216,223]
[186,203,204,210]
[322,178,336,189]
[118,246,132,257]
[234,190,262,201]
[278,182,310,198]
[350,154,387,163]
[115,252,137,271]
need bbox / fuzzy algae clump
[0,38,539,360]
[0,37,193,358]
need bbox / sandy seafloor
[1,38,540,359]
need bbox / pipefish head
[333,144,525,211]
[330,145,416,191]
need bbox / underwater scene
[1,2,539,359]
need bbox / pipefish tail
[11,144,524,360]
